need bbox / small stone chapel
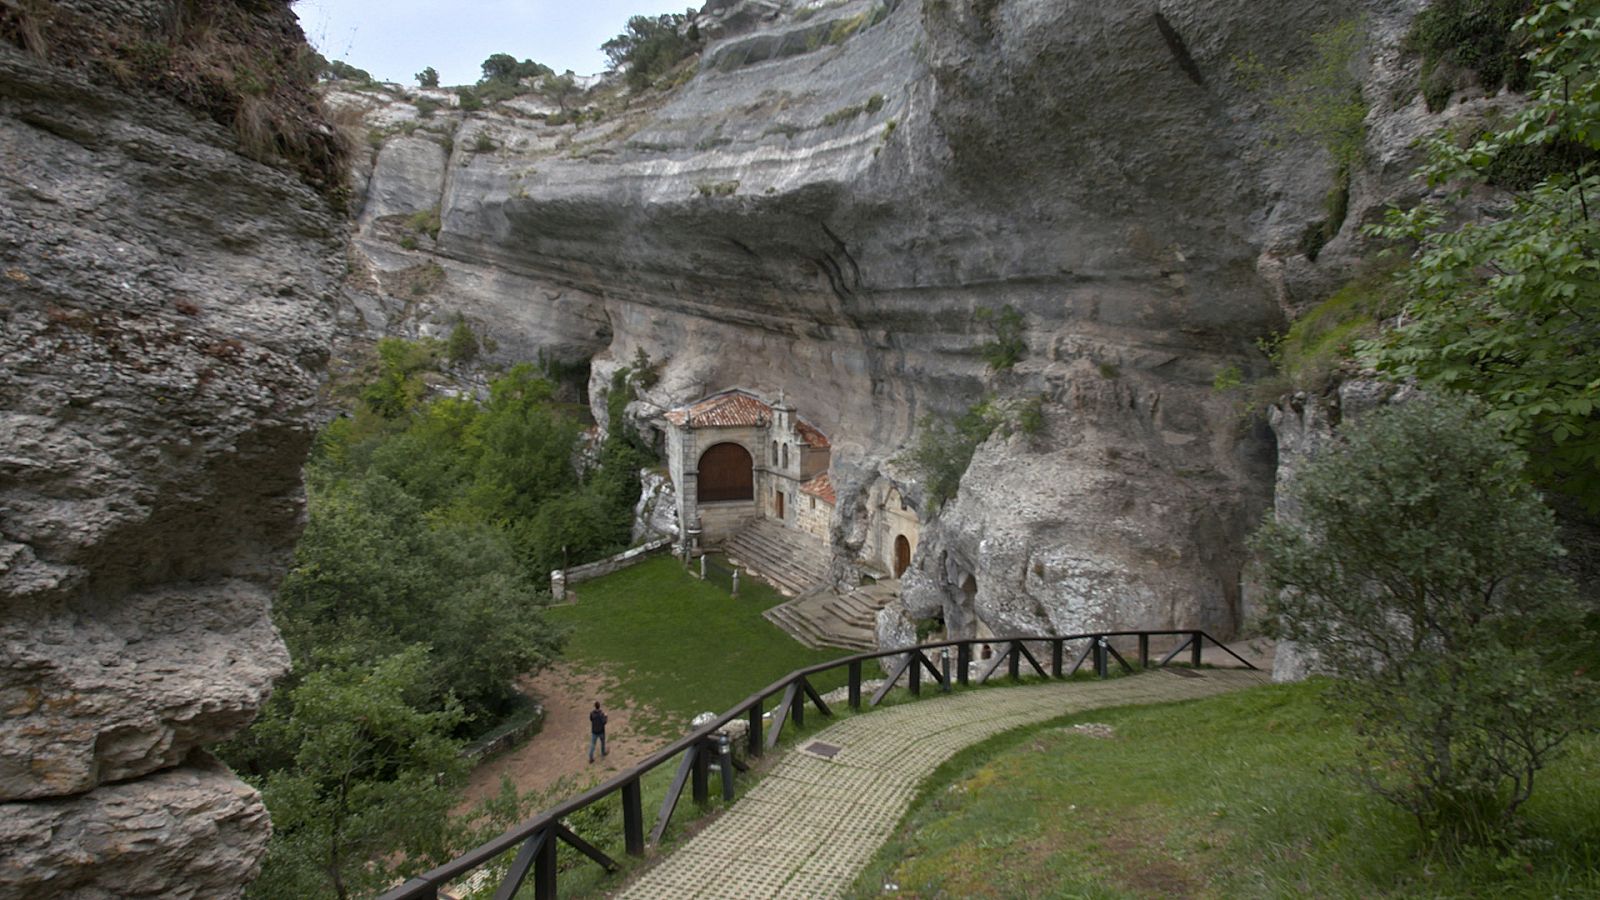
[662,388,835,547]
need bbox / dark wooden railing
[376,630,1254,900]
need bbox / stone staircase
[723,519,831,597]
[763,581,901,652]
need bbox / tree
[480,53,551,85]
[547,70,579,112]
[1250,396,1596,848]
[244,648,467,900]
[1362,0,1600,511]
[416,66,439,88]
[601,13,699,91]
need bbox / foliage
[820,93,886,127]
[321,57,374,84]
[446,313,480,364]
[974,304,1026,370]
[1238,19,1368,258]
[905,401,1006,509]
[480,53,551,84]
[1361,0,1600,510]
[546,70,580,111]
[408,206,442,239]
[601,13,701,92]
[416,65,439,88]
[849,681,1600,898]
[457,86,484,111]
[1249,396,1596,847]
[1408,0,1534,110]
[243,649,467,900]
[0,3,350,199]
[360,336,441,419]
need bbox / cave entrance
[894,535,912,578]
[698,442,754,502]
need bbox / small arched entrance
[698,442,753,502]
[893,535,912,578]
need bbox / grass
[848,679,1600,898]
[547,555,851,738]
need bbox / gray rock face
[0,36,340,894]
[344,0,1451,646]
[0,755,272,899]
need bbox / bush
[1250,396,1596,848]
[481,53,551,84]
[1406,0,1532,110]
[975,304,1026,370]
[602,12,701,91]
[906,401,1005,509]
[416,65,439,88]
[445,313,479,364]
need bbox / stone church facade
[662,389,834,545]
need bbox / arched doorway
[893,535,912,578]
[698,442,753,502]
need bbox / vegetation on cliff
[1365,0,1600,511]
[0,0,350,199]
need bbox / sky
[292,0,685,87]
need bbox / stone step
[727,534,829,576]
[762,605,827,650]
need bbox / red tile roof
[663,389,771,428]
[794,419,830,449]
[800,473,836,504]
[664,389,832,449]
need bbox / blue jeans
[589,731,607,761]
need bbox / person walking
[588,701,608,763]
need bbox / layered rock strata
[341,0,1463,646]
[0,21,341,894]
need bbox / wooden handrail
[376,629,1252,899]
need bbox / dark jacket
[590,709,608,735]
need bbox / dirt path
[459,662,663,810]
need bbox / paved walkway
[617,667,1270,899]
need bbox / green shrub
[471,131,497,153]
[1406,0,1532,110]
[416,66,439,88]
[457,87,483,111]
[445,313,479,364]
[1250,395,1596,848]
[408,206,442,239]
[905,400,1005,509]
[602,12,701,92]
[413,96,442,118]
[975,304,1026,370]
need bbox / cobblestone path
[617,668,1269,899]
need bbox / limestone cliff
[0,2,343,893]
[340,1,1451,645]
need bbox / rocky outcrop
[339,0,1461,647]
[0,19,341,894]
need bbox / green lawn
[848,679,1600,898]
[547,554,851,737]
